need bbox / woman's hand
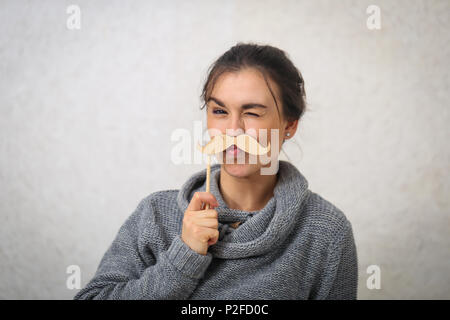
[181,192,220,255]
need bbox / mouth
[224,144,243,157]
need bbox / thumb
[208,235,219,246]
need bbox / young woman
[74,43,358,300]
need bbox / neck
[218,166,278,212]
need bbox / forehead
[210,68,280,107]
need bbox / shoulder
[301,190,354,246]
[119,189,182,250]
[144,189,180,208]
[131,189,183,233]
[135,189,179,209]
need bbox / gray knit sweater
[74,160,358,300]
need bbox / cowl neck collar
[176,160,310,259]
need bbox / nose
[226,114,245,136]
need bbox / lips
[225,144,242,157]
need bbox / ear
[284,119,299,137]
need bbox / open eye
[212,109,227,115]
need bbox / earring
[283,132,290,144]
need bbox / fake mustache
[197,133,270,155]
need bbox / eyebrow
[207,96,268,110]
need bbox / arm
[314,219,359,300]
[73,196,213,300]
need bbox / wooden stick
[205,154,211,210]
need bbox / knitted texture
[74,160,358,300]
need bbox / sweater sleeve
[73,196,213,300]
[313,219,358,300]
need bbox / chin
[222,162,260,178]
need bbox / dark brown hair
[200,42,307,124]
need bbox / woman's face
[206,67,297,178]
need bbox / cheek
[206,114,217,127]
[247,126,282,147]
[207,118,227,133]
[267,128,284,149]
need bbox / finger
[187,192,219,211]
[186,210,218,224]
[194,217,219,229]
[191,209,218,219]
[208,234,219,246]
[204,228,220,243]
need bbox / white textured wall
[0,0,448,299]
